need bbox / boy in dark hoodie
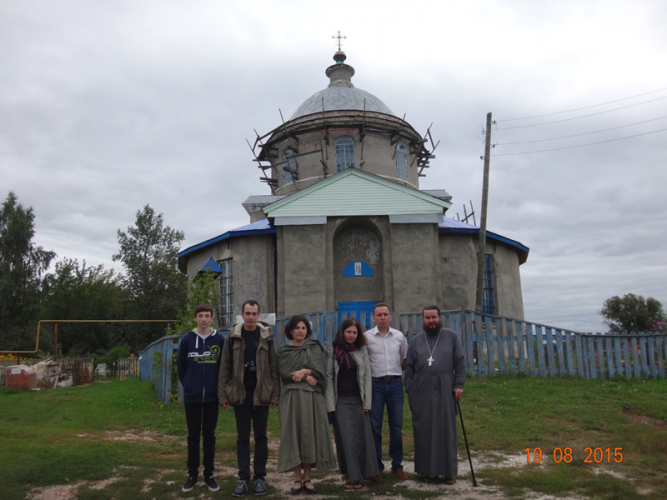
[176,303,225,493]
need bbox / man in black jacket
[176,304,225,493]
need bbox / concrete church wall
[184,234,276,320]
[390,223,442,313]
[277,224,327,316]
[184,223,524,323]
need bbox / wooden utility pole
[475,112,492,313]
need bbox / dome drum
[253,51,437,195]
[258,111,426,195]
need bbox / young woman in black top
[324,318,379,489]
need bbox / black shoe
[182,475,197,492]
[254,478,267,496]
[204,474,220,492]
[303,480,316,494]
[233,479,249,497]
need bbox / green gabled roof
[263,168,451,217]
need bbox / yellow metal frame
[0,320,175,359]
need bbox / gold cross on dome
[332,31,346,50]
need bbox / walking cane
[456,400,478,487]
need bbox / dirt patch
[623,411,667,430]
[104,429,178,443]
[27,477,124,500]
[139,469,179,493]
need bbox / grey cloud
[1,1,666,335]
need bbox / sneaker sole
[182,486,195,493]
[254,490,267,496]
[208,485,220,492]
[232,492,247,498]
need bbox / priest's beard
[424,321,442,336]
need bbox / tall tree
[0,192,55,350]
[113,205,187,347]
[599,293,666,334]
[40,258,130,356]
[166,270,222,336]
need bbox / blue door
[337,301,378,331]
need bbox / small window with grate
[217,259,234,326]
[483,254,495,315]
[396,143,408,180]
[335,136,355,172]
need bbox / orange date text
[523,447,623,463]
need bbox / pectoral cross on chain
[427,356,434,366]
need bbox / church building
[177,50,529,328]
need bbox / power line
[495,115,667,145]
[498,85,667,122]
[491,127,667,156]
[497,95,667,130]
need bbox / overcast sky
[2,0,666,333]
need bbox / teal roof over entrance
[263,168,451,218]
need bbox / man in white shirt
[364,303,409,482]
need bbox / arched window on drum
[335,136,355,172]
[282,148,296,185]
[396,143,408,180]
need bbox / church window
[396,144,408,180]
[217,258,234,326]
[335,136,355,172]
[282,149,296,185]
[483,254,495,315]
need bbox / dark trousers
[370,377,404,471]
[184,402,219,477]
[233,389,269,481]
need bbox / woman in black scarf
[324,317,379,489]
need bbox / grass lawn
[1,376,665,499]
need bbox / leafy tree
[599,293,666,334]
[0,192,55,349]
[40,258,130,356]
[96,344,133,366]
[166,270,222,336]
[113,205,187,348]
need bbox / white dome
[290,86,395,120]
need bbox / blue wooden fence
[141,310,666,403]
[440,311,666,380]
[139,334,182,404]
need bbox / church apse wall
[438,234,478,312]
[492,243,525,319]
[438,234,525,320]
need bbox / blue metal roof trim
[178,219,276,259]
[200,257,223,274]
[438,216,530,260]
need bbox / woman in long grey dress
[277,315,336,495]
[324,317,379,489]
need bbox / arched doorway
[333,222,383,329]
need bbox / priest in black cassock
[405,305,466,484]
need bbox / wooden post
[475,112,493,312]
[54,323,58,361]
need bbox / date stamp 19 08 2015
[524,447,624,463]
